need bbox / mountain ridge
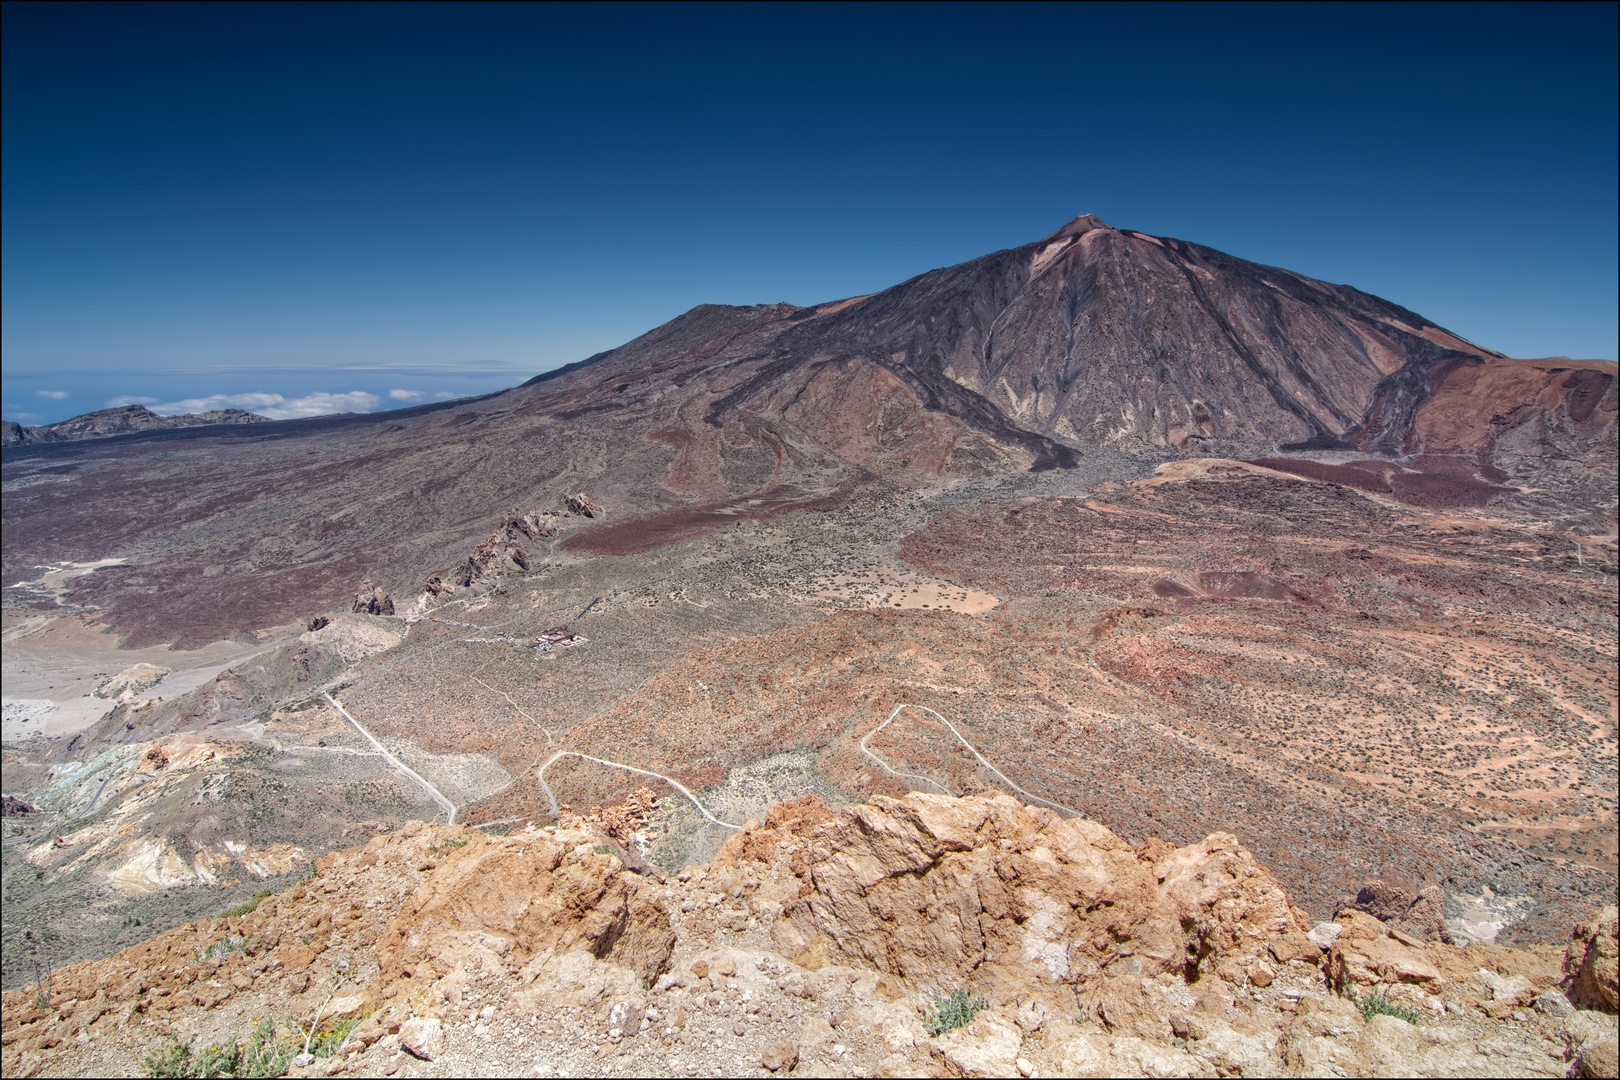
[0,404,273,447]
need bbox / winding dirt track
[534,751,742,829]
[323,692,458,825]
[861,702,1084,818]
[523,701,1081,836]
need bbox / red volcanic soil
[1248,456,1516,509]
[561,487,851,556]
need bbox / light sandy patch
[885,581,998,612]
[813,570,998,613]
[1,612,303,738]
[1133,458,1306,488]
[1030,237,1075,274]
[93,663,170,701]
[1,698,69,742]
[300,614,405,663]
[99,837,307,893]
[1445,886,1538,945]
[814,295,872,316]
[4,558,128,605]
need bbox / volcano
[3,215,1614,645]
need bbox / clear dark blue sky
[4,1,1615,424]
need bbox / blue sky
[4,2,1615,425]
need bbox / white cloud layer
[106,395,160,407]
[388,388,424,400]
[149,391,383,420]
[35,390,70,399]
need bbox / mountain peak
[1041,212,1112,242]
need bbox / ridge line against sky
[3,1,1615,426]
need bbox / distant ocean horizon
[1,364,540,427]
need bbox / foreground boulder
[2,793,1614,1079]
[1566,905,1620,1013]
[374,822,676,1013]
[745,793,1306,1015]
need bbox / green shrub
[1356,988,1423,1025]
[307,1015,362,1058]
[142,1014,360,1078]
[143,1019,291,1078]
[221,889,276,919]
[924,989,987,1036]
[197,934,250,961]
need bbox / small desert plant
[427,839,468,853]
[143,1009,359,1078]
[31,958,52,1010]
[1356,988,1423,1025]
[142,1019,291,1078]
[924,989,988,1036]
[221,889,276,918]
[198,934,250,961]
[307,1015,362,1058]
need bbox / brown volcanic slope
[3,215,1613,647]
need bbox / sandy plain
[1,612,300,740]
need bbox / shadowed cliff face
[2,216,1612,646]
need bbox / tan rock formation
[565,491,603,518]
[749,792,1305,1014]
[374,824,676,1011]
[1565,905,1620,1013]
[439,511,545,592]
[1338,878,1453,943]
[1,794,1606,1079]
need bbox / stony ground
[3,793,1616,1078]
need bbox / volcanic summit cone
[2,215,1613,643]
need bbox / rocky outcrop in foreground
[4,793,1616,1078]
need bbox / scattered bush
[143,1020,290,1078]
[427,839,468,853]
[924,989,987,1036]
[220,889,276,918]
[198,934,250,961]
[307,1015,362,1058]
[143,1014,361,1078]
[1356,988,1423,1025]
